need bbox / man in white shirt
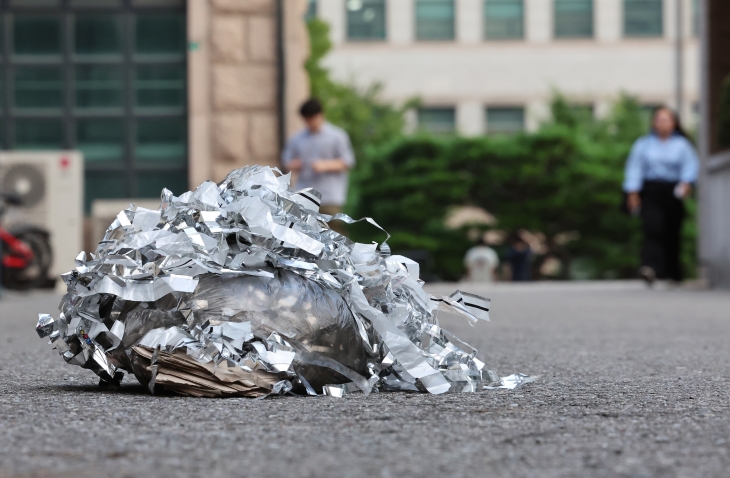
[281,99,355,232]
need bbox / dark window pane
[135,64,186,108]
[484,0,524,39]
[486,107,524,134]
[132,0,185,6]
[136,170,188,198]
[75,15,123,55]
[75,65,125,109]
[568,104,594,122]
[136,117,186,164]
[555,0,593,38]
[14,66,64,109]
[71,0,123,6]
[76,118,125,163]
[14,119,64,149]
[305,0,317,20]
[624,0,663,37]
[418,107,455,135]
[347,0,386,41]
[85,170,128,213]
[10,0,60,6]
[0,121,5,149]
[13,15,62,56]
[416,0,455,41]
[135,14,186,54]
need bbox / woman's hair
[651,106,690,139]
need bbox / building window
[624,0,663,37]
[416,0,455,41]
[0,3,188,212]
[418,107,456,134]
[486,107,525,134]
[570,104,595,123]
[346,0,386,41]
[305,0,317,20]
[484,0,524,40]
[554,0,593,38]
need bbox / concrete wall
[187,0,310,186]
[317,0,699,135]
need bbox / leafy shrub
[349,97,697,281]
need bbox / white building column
[664,0,677,41]
[457,101,484,136]
[525,0,551,44]
[388,0,414,44]
[525,99,550,132]
[594,99,613,119]
[404,109,418,134]
[681,0,695,38]
[457,0,482,44]
[678,0,696,122]
[595,0,621,43]
[319,0,345,45]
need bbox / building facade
[0,0,309,212]
[312,0,699,135]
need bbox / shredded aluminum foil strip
[35,165,530,397]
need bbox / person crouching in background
[464,237,500,283]
[623,107,699,284]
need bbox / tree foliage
[350,96,697,281]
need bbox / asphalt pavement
[0,281,729,478]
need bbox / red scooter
[0,193,53,290]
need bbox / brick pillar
[188,0,309,185]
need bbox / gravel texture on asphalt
[0,282,728,478]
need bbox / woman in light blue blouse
[623,107,699,283]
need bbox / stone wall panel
[212,161,240,183]
[248,16,276,62]
[213,65,278,110]
[251,156,279,168]
[211,15,246,63]
[192,0,298,177]
[210,0,275,14]
[212,113,248,162]
[249,112,279,157]
[212,65,244,110]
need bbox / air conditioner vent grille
[1,164,46,208]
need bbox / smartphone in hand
[673,183,684,199]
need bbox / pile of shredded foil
[35,166,532,397]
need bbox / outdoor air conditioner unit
[0,151,84,282]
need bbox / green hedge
[347,101,697,281]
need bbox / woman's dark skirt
[640,180,686,281]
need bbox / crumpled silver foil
[36,165,530,397]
